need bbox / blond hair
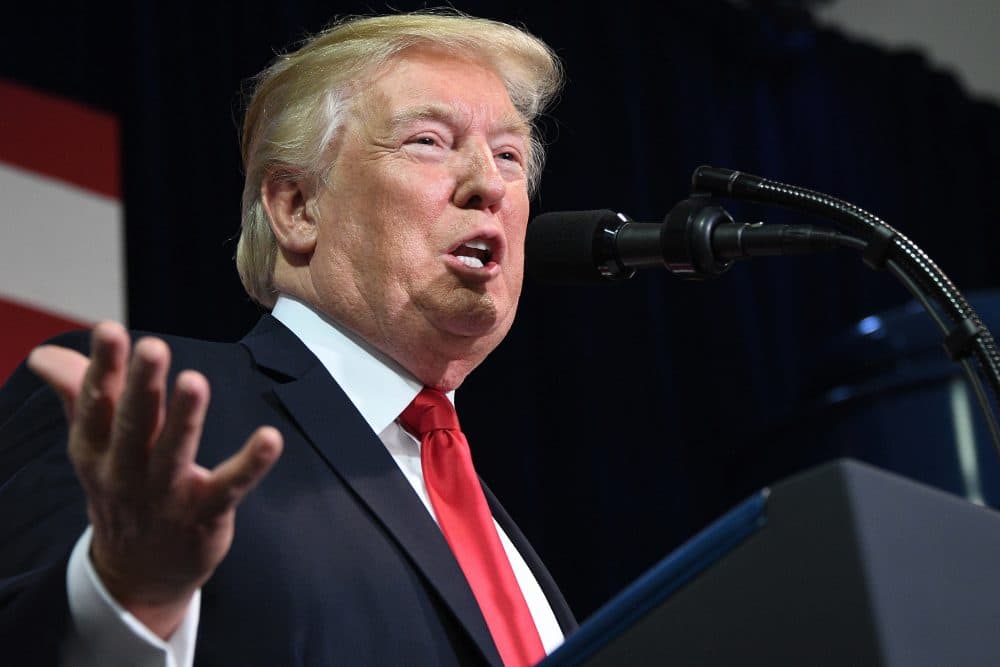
[236,10,563,307]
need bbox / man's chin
[435,311,506,341]
[432,303,515,345]
[414,283,519,345]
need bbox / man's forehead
[348,48,530,137]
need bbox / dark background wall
[4,1,1000,620]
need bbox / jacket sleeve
[0,334,90,664]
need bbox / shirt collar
[271,294,439,435]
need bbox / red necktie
[400,388,545,667]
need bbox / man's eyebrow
[386,104,531,138]
[495,113,532,140]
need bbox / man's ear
[261,173,318,255]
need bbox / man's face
[305,48,532,387]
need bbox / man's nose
[452,145,507,212]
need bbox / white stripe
[0,162,125,323]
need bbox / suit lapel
[484,484,578,636]
[241,316,503,666]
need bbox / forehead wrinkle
[386,101,530,141]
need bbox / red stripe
[0,79,120,199]
[0,297,88,384]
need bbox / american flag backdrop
[0,79,124,382]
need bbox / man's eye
[497,151,521,163]
[413,136,438,146]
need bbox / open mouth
[451,239,493,269]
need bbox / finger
[108,336,171,477]
[201,427,283,516]
[27,345,90,421]
[149,369,210,484]
[74,322,131,446]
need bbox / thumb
[28,345,90,421]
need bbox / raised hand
[28,321,283,638]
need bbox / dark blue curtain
[5,1,1000,619]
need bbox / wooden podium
[542,460,1000,666]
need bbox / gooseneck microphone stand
[690,166,1000,459]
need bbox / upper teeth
[464,239,490,251]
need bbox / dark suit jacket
[0,315,576,665]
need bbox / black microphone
[525,198,849,284]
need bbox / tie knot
[399,388,460,436]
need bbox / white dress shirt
[61,294,563,666]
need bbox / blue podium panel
[542,492,767,666]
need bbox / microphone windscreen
[525,209,618,284]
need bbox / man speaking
[0,11,575,666]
